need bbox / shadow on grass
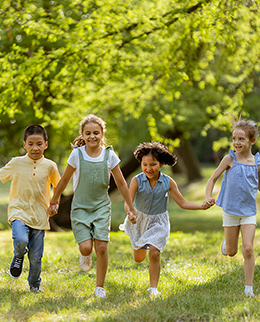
[1,229,260,321]
[0,273,139,321]
[1,264,260,322]
[101,265,260,322]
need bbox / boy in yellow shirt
[0,125,60,292]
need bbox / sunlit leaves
[0,0,259,158]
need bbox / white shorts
[222,211,257,227]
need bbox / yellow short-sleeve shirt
[0,154,60,230]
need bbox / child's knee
[227,248,237,257]
[243,245,254,258]
[14,236,28,251]
[133,249,146,262]
[133,254,145,263]
[226,243,238,257]
[95,242,107,256]
[149,249,160,262]
[79,244,92,256]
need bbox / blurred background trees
[1,0,260,228]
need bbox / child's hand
[47,203,59,217]
[202,198,215,209]
[128,211,137,224]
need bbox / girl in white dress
[121,142,213,296]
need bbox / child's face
[82,122,103,149]
[141,154,162,181]
[23,134,48,160]
[232,128,255,154]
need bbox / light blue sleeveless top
[134,172,170,215]
[216,150,260,216]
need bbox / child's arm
[111,165,137,223]
[205,154,232,202]
[169,178,210,210]
[48,164,75,216]
[49,187,59,215]
[258,165,260,191]
[124,177,138,223]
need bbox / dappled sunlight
[1,228,260,320]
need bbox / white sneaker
[94,286,106,298]
[148,287,161,296]
[245,290,255,297]
[79,254,92,272]
[221,240,228,256]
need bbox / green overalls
[70,147,112,244]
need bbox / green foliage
[0,0,260,162]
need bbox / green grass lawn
[1,230,260,322]
[1,165,260,321]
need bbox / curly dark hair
[134,142,177,166]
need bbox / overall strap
[104,146,112,162]
[77,147,84,161]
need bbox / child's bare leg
[79,239,93,256]
[94,239,108,287]
[224,226,239,256]
[241,224,255,286]
[133,249,146,262]
[148,246,160,288]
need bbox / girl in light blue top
[205,117,260,297]
[122,142,213,296]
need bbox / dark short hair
[23,124,48,142]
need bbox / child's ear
[44,141,48,150]
[160,162,165,168]
[251,137,256,145]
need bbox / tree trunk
[176,137,202,181]
[166,129,202,182]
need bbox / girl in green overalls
[48,114,136,298]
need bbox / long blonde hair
[73,114,106,147]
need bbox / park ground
[1,165,260,321]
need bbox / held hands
[127,210,137,224]
[202,198,216,209]
[47,203,59,217]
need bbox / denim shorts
[222,211,257,227]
